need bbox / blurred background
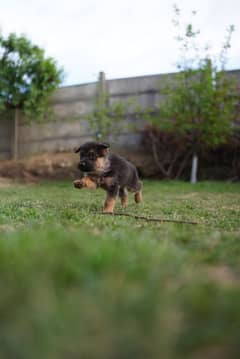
[0,0,239,182]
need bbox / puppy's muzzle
[79,161,92,172]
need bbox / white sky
[0,0,239,85]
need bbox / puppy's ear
[74,146,82,153]
[98,142,110,149]
[97,142,110,156]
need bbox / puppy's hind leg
[119,187,128,208]
[134,180,142,204]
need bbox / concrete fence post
[96,71,108,140]
[98,71,107,96]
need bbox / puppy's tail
[134,181,142,204]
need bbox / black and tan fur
[73,142,142,213]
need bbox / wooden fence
[0,69,240,160]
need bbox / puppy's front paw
[73,179,84,189]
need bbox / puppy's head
[74,142,110,173]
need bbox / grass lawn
[0,180,239,359]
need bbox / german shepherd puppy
[73,142,142,213]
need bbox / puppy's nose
[79,161,88,171]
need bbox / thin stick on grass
[96,212,200,225]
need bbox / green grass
[0,180,239,359]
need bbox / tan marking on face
[94,157,110,174]
[101,147,109,156]
[103,195,116,213]
[95,157,105,171]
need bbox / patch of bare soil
[0,177,14,188]
[0,149,153,182]
[0,152,79,182]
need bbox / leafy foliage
[0,32,63,118]
[150,6,239,150]
[157,62,239,149]
[144,5,239,181]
